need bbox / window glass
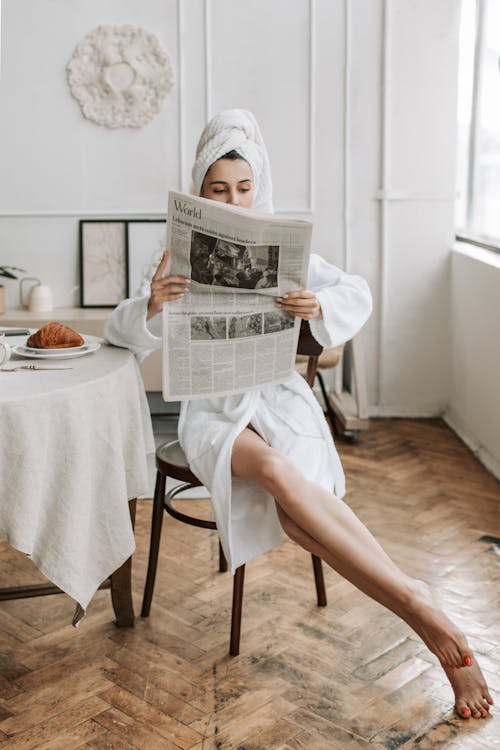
[456,0,500,248]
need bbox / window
[456,0,500,251]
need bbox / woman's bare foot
[399,580,493,717]
[444,660,494,719]
[399,580,469,666]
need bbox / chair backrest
[297,320,323,356]
[297,321,323,387]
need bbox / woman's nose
[227,188,239,205]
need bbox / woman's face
[200,158,255,208]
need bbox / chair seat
[295,344,343,376]
[157,439,190,468]
[156,439,202,485]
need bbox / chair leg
[141,471,167,618]
[218,540,228,572]
[316,370,339,437]
[311,554,327,606]
[229,565,245,656]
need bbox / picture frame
[79,220,128,307]
[126,219,167,295]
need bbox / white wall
[0,0,181,308]
[368,0,460,414]
[0,0,464,422]
[446,245,500,478]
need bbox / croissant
[27,322,84,349]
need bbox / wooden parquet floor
[0,418,499,749]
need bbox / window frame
[455,0,500,254]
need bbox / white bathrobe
[105,253,372,572]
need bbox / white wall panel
[381,201,452,414]
[389,0,459,197]
[313,0,344,263]
[447,247,500,478]
[0,217,81,308]
[348,0,384,407]
[0,0,179,212]
[178,0,208,192]
[207,0,312,211]
[372,0,460,415]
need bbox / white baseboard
[444,411,500,483]
[368,405,445,418]
[366,406,500,482]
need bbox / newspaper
[162,191,312,401]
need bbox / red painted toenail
[461,707,469,716]
[464,656,472,666]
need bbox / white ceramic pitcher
[20,278,54,313]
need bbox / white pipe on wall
[343,0,351,273]
[377,0,390,409]
[204,0,212,122]
[308,0,316,214]
[466,0,486,229]
[177,0,185,190]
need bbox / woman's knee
[257,452,298,498]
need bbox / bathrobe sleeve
[307,253,372,348]
[103,276,163,362]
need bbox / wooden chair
[296,333,369,443]
[141,321,328,656]
[295,345,344,437]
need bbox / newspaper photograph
[162,191,312,401]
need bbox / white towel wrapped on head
[191,109,273,213]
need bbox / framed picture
[127,219,167,295]
[79,220,128,307]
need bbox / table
[0,332,155,625]
[0,308,163,391]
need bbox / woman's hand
[275,290,322,320]
[147,251,190,320]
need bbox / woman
[105,109,492,720]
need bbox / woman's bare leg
[232,428,493,719]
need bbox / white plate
[23,341,88,354]
[12,342,101,360]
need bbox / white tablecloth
[0,336,155,610]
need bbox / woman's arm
[104,294,161,360]
[104,250,190,360]
[276,253,372,349]
[309,253,372,348]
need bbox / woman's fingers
[152,276,191,291]
[276,290,322,320]
[150,247,191,303]
[152,250,170,281]
[153,283,189,300]
[147,251,191,319]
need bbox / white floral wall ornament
[67,25,174,129]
